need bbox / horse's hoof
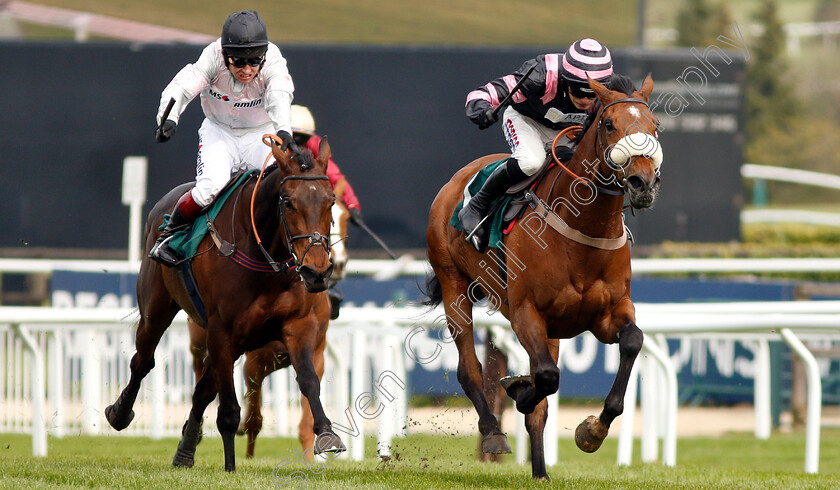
[172,448,195,468]
[480,431,512,454]
[314,431,346,455]
[104,404,134,431]
[575,415,609,453]
[500,375,531,398]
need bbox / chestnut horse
[105,136,346,471]
[186,199,350,459]
[425,76,661,479]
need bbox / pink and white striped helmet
[561,38,613,85]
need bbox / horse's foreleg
[576,322,643,453]
[173,359,218,468]
[106,312,174,431]
[504,307,559,415]
[212,346,241,472]
[297,342,324,459]
[286,331,345,456]
[298,395,316,461]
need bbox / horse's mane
[574,74,637,143]
[293,148,316,172]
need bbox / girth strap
[524,191,627,250]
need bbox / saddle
[450,148,572,249]
[500,148,575,226]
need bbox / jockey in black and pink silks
[149,10,300,267]
[460,38,635,253]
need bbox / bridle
[250,134,332,273]
[594,97,659,191]
[551,97,658,199]
[274,174,332,271]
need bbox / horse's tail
[421,273,443,308]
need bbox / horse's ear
[636,73,654,102]
[317,136,331,171]
[588,77,613,105]
[268,136,298,173]
[271,139,288,163]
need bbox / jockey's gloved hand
[477,108,499,130]
[155,120,177,143]
[349,208,364,227]
[276,130,300,154]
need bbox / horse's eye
[604,120,615,132]
[283,198,294,210]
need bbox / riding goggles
[228,55,264,68]
[569,83,596,99]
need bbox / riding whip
[490,63,537,118]
[355,219,398,260]
[158,97,175,132]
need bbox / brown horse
[105,136,346,472]
[186,199,350,459]
[425,76,661,480]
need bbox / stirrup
[148,235,180,266]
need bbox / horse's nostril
[626,175,645,190]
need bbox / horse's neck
[249,171,292,259]
[544,129,625,238]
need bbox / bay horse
[105,135,346,472]
[185,199,350,459]
[425,76,661,480]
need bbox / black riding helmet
[221,10,268,62]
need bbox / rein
[550,126,626,197]
[245,134,331,273]
[532,98,654,251]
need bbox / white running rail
[2,302,839,474]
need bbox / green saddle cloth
[161,170,258,260]
[449,158,515,249]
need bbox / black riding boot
[458,159,525,253]
[149,192,201,267]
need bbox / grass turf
[2,429,840,488]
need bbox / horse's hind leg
[240,343,289,458]
[477,330,509,462]
[525,399,550,480]
[106,272,178,431]
[576,322,643,453]
[438,273,511,455]
[522,339,558,480]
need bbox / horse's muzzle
[299,263,334,293]
[626,174,661,209]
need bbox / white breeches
[501,107,576,177]
[191,118,275,206]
